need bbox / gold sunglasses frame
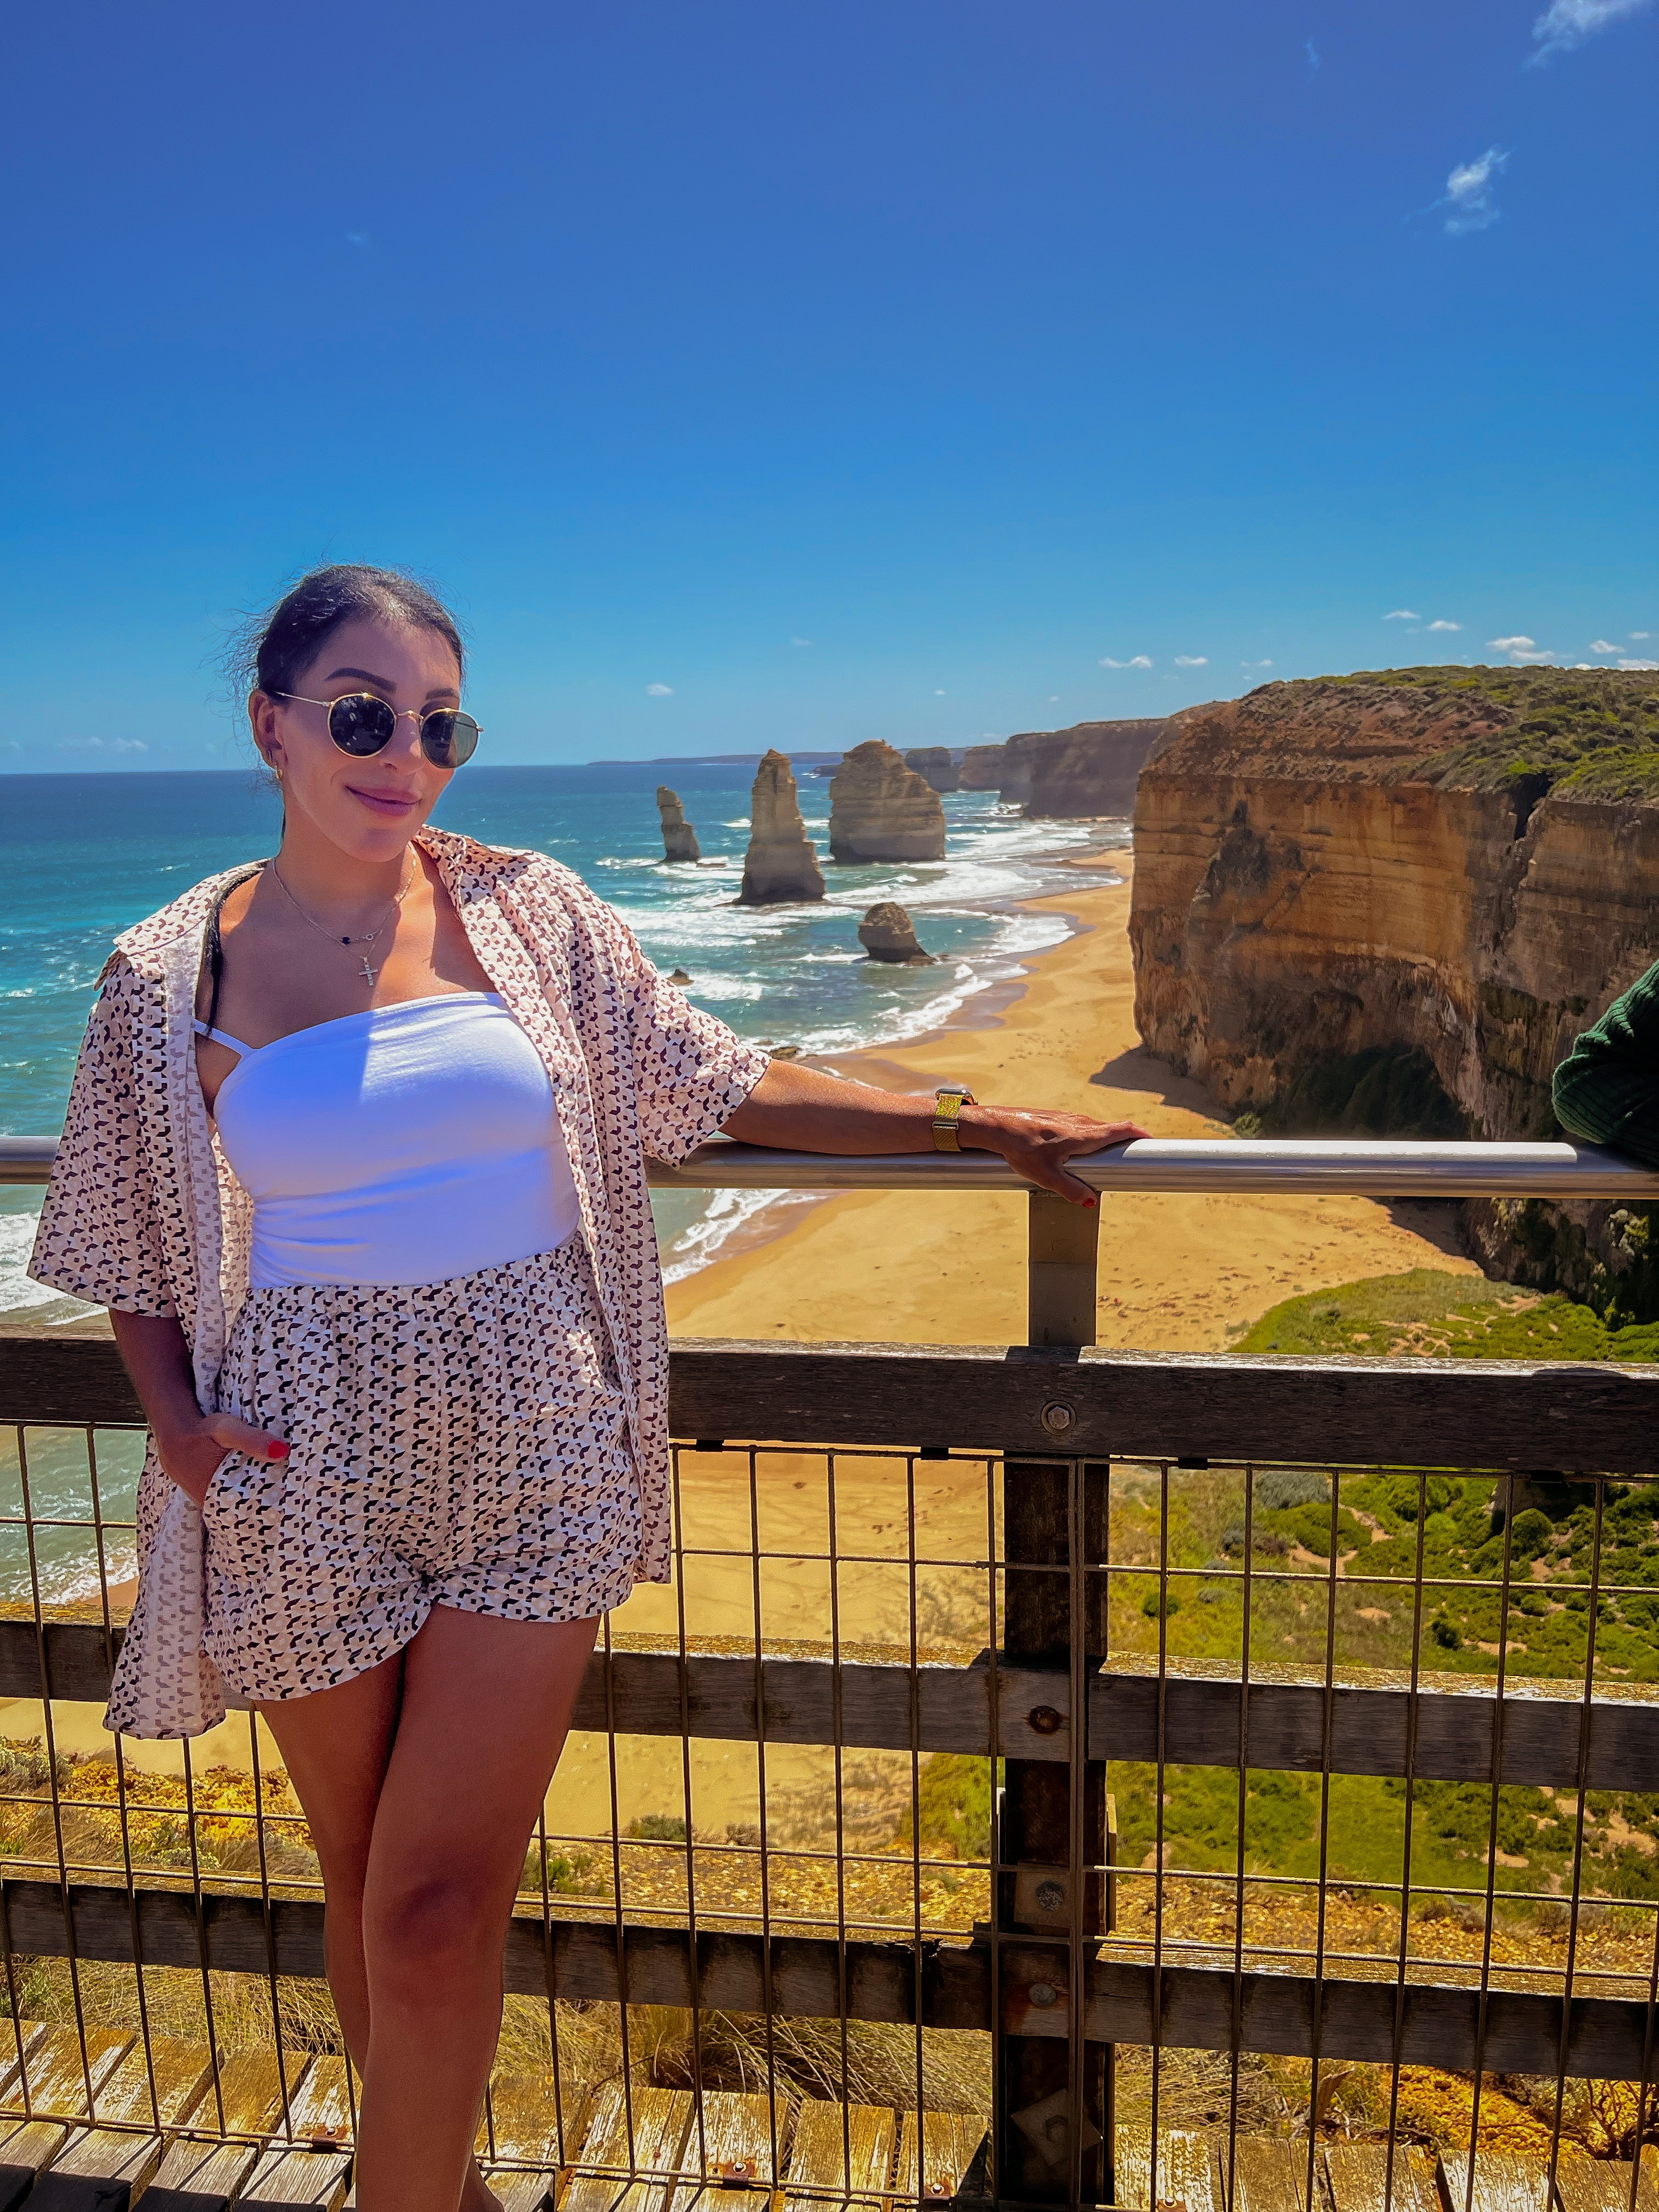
[270,691,482,763]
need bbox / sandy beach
[665,848,1477,1352]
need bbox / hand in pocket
[158,1413,290,1508]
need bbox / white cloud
[1509,650,1557,664]
[791,636,812,648]
[934,689,946,696]
[1175,654,1209,668]
[1427,619,1462,633]
[645,682,674,697]
[1488,636,1561,664]
[1589,639,1623,654]
[1632,631,1652,641]
[1305,38,1320,71]
[1440,146,1508,235]
[1488,635,1537,651]
[57,736,148,754]
[1620,658,1659,672]
[1240,659,1274,669]
[1384,610,1421,622]
[1099,655,1153,670]
[1048,695,1059,702]
[1530,0,1652,64]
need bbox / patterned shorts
[205,1238,641,1703]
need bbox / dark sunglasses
[273,691,481,768]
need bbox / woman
[30,565,1143,2212]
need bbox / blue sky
[2,0,1655,772]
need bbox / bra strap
[200,859,268,1040]
[192,1018,257,1060]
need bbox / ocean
[2,760,1121,1335]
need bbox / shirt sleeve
[1552,955,1659,1171]
[28,957,178,1315]
[619,929,770,1167]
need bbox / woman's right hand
[155,1414,290,1508]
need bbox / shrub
[1430,1616,1462,1650]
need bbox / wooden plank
[274,2055,353,2146]
[1322,2142,1441,2212]
[664,2091,780,2212]
[239,2144,352,2208]
[9,1329,1659,1475]
[662,1338,1659,1475]
[479,2070,568,2165]
[1111,2128,1224,2212]
[482,2171,559,2212]
[1555,2153,1659,2212]
[893,2112,988,2205]
[0,2027,131,2120]
[142,2137,261,2211]
[1438,2153,1551,2212]
[8,1620,1659,1798]
[0,2119,70,2212]
[25,2125,165,2207]
[560,2084,695,2212]
[1231,2138,1308,2212]
[89,2034,215,2128]
[200,2048,304,2138]
[782,2100,895,2209]
[0,2026,48,2104]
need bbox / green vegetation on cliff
[1234,1266,1659,1362]
[1310,663,1659,796]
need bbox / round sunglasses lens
[326,696,397,754]
[421,712,479,767]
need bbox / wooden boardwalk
[3,2027,1654,2210]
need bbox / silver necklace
[269,856,414,985]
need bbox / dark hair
[230,564,467,708]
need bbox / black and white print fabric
[207,1239,639,1702]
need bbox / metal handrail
[4,1129,1658,1198]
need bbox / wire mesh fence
[4,1373,1659,2207]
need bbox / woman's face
[250,617,464,865]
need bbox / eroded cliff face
[828,741,946,862]
[1020,719,1165,819]
[1130,669,1659,1313]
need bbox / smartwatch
[932,1085,977,1153]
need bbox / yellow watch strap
[932,1088,974,1153]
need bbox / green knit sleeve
[1553,956,1659,1169]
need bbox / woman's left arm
[720,1058,1148,1207]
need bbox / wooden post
[996,1454,1111,2205]
[1027,1192,1099,1349]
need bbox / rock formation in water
[1000,719,1165,817]
[737,751,826,905]
[904,747,959,793]
[656,786,701,863]
[1129,666,1659,1315]
[957,743,1006,791]
[828,741,946,863]
[857,901,935,964]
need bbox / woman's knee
[362,1869,510,2005]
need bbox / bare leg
[353,1604,599,2212]
[255,1654,403,2072]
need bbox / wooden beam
[7,1330,1659,1475]
[7,1621,1659,1798]
[8,1876,1656,2079]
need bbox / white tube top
[202,993,580,1289]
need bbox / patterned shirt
[30,827,769,1737]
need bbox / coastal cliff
[656,786,701,862]
[955,720,1164,815]
[1129,667,1659,1314]
[828,741,946,862]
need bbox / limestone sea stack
[857,901,935,964]
[828,741,946,864]
[737,751,826,905]
[904,746,959,793]
[656,786,701,862]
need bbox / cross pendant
[360,956,377,985]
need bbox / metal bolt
[1040,1400,1076,1435]
[716,2160,757,2185]
[1028,1980,1059,2008]
[1028,1705,1064,1735]
[924,2179,956,2199]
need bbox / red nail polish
[269,1441,291,1459]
